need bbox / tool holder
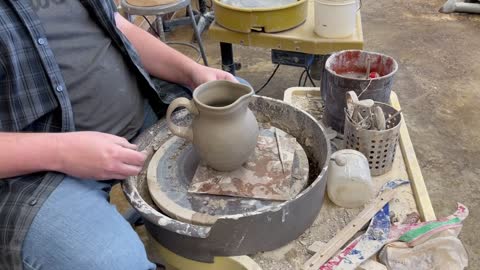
[344,102,401,176]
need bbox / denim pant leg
[21,177,156,270]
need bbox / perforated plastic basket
[344,102,401,176]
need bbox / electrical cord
[142,15,202,63]
[303,70,309,86]
[298,65,317,87]
[142,16,160,36]
[255,64,280,94]
[298,69,306,87]
[305,67,317,87]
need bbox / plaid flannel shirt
[0,1,190,269]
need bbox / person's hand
[188,64,238,89]
[55,131,147,180]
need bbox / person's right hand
[55,131,147,180]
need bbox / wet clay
[166,80,259,171]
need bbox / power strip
[271,49,315,68]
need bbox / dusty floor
[112,0,480,268]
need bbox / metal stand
[121,0,209,66]
[155,15,166,41]
[187,4,208,66]
[220,42,236,75]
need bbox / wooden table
[247,88,436,270]
[208,0,364,74]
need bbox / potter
[166,80,259,171]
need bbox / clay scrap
[188,127,307,201]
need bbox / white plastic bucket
[314,0,359,38]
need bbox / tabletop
[208,0,364,54]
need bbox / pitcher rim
[192,80,255,111]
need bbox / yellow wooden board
[390,92,437,221]
[147,232,262,270]
[208,0,364,54]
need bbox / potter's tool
[346,91,378,130]
[346,91,374,119]
[275,128,286,174]
[374,106,386,130]
[385,109,402,125]
[346,91,398,131]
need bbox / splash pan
[123,96,330,262]
[146,124,309,226]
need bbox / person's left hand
[188,64,238,90]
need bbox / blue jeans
[22,178,157,270]
[21,101,160,270]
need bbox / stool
[121,0,209,66]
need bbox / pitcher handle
[166,97,199,142]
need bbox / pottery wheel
[147,126,309,226]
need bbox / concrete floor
[112,0,480,268]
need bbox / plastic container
[314,0,358,38]
[327,149,374,208]
[323,50,398,132]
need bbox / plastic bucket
[314,0,358,38]
[323,50,398,132]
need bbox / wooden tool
[307,242,387,270]
[303,188,397,270]
[275,128,286,174]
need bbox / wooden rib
[303,189,397,270]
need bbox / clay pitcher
[166,80,259,171]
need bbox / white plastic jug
[327,150,373,208]
[314,0,359,38]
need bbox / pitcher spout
[193,80,254,112]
